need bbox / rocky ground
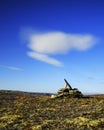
[0,90,104,130]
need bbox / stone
[51,79,83,99]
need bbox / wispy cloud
[27,52,63,67]
[88,76,95,80]
[0,65,23,71]
[24,31,98,66]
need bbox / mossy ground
[0,91,104,130]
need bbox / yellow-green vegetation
[0,91,104,130]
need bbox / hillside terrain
[0,90,104,130]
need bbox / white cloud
[27,51,63,67]
[6,66,23,71]
[26,31,98,66]
[0,65,23,71]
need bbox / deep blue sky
[0,0,104,94]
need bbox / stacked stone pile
[51,79,83,99]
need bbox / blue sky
[0,0,104,94]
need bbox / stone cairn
[51,79,83,99]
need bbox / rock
[51,79,83,99]
[51,94,57,99]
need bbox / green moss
[88,120,100,127]
[65,117,104,128]
[43,119,54,124]
[32,125,42,130]
[45,108,56,111]
[65,117,89,127]
[0,91,104,129]
[0,114,21,128]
